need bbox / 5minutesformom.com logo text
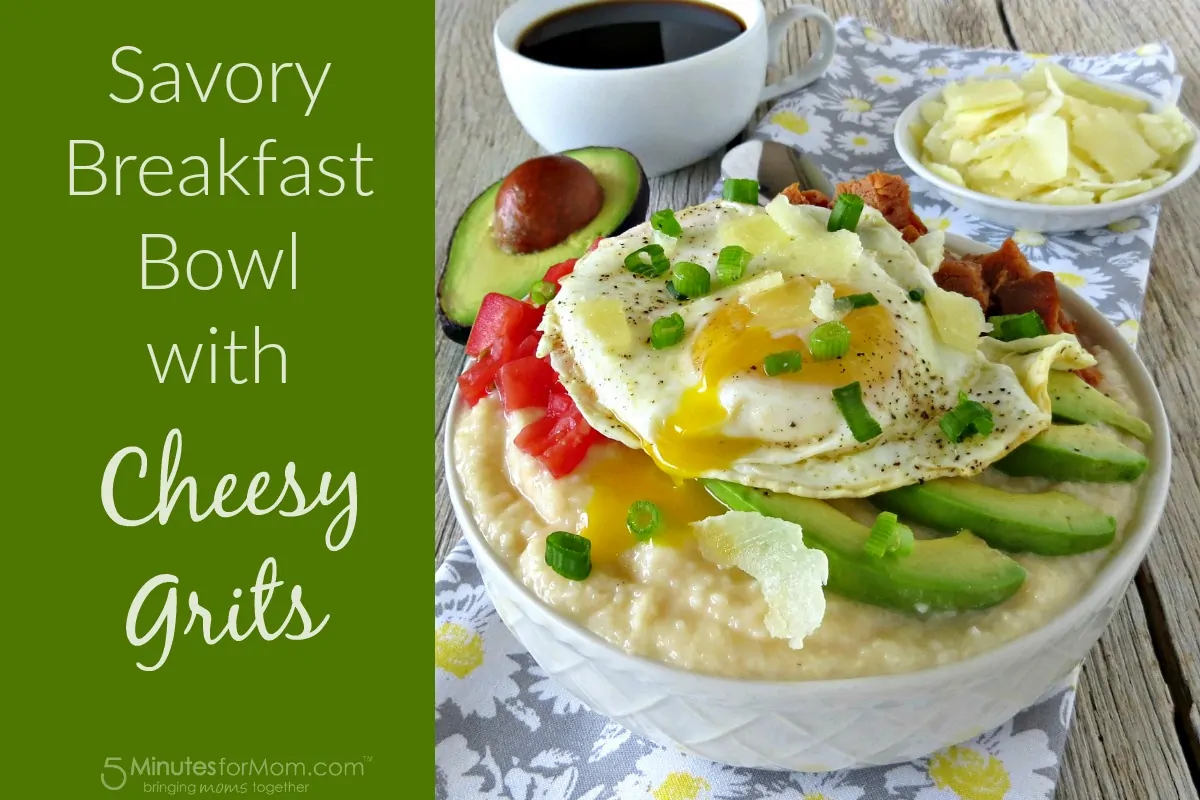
[100,756,370,791]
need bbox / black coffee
[517,1,745,69]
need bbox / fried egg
[540,198,1094,497]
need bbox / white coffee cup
[494,0,836,177]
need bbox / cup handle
[758,5,837,103]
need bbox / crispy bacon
[835,172,929,243]
[780,185,832,208]
[934,257,991,310]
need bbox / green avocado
[702,480,1026,613]
[995,424,1149,482]
[871,478,1115,555]
[1048,371,1152,442]
[437,146,649,342]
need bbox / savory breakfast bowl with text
[442,171,1170,770]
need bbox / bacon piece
[781,185,832,208]
[836,172,928,242]
[994,271,1063,332]
[935,257,991,311]
[975,239,1034,296]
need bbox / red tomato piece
[466,293,540,357]
[497,357,558,412]
[543,258,577,286]
[514,414,558,457]
[457,348,503,406]
[513,332,541,360]
[538,411,596,477]
[545,390,573,418]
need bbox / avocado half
[437,146,649,343]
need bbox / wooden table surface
[435,2,1200,796]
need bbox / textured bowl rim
[893,76,1200,216]
[442,240,1172,695]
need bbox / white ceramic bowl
[444,241,1171,770]
[894,80,1200,233]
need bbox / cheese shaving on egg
[809,281,839,321]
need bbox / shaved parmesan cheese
[577,298,631,350]
[809,280,839,321]
[911,231,946,271]
[692,511,828,649]
[925,286,986,353]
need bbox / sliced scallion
[809,321,851,360]
[764,350,803,376]
[545,531,591,580]
[529,280,557,306]
[717,245,752,284]
[722,178,760,204]
[833,292,879,313]
[626,500,662,540]
[651,313,685,350]
[863,512,914,559]
[828,193,865,232]
[669,262,710,299]
[939,391,995,443]
[988,310,1049,342]
[624,244,670,278]
[832,381,883,442]
[650,209,683,238]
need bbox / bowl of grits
[444,173,1170,770]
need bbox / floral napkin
[436,19,1178,800]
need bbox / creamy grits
[452,349,1147,680]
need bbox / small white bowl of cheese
[894,67,1200,232]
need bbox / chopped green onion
[939,391,996,443]
[863,512,913,559]
[529,280,557,306]
[545,531,591,580]
[717,245,752,284]
[809,321,851,361]
[832,381,883,442]
[651,313,685,350]
[650,209,683,237]
[669,262,711,299]
[828,193,865,232]
[626,500,662,540]
[764,350,803,376]
[624,244,670,278]
[908,288,926,303]
[833,292,879,313]
[722,178,760,204]
[666,282,689,301]
[988,310,1049,342]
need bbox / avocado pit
[493,155,605,254]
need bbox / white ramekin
[443,236,1171,770]
[894,80,1200,233]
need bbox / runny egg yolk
[647,278,901,476]
[579,442,724,568]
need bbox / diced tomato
[539,412,599,477]
[543,258,577,286]
[497,357,558,412]
[545,390,573,418]
[514,413,558,456]
[457,346,505,406]
[513,332,541,360]
[466,293,541,357]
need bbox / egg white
[540,200,1094,497]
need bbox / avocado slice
[703,479,1026,613]
[995,424,1149,482]
[1048,370,1152,442]
[872,478,1115,555]
[437,147,649,342]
